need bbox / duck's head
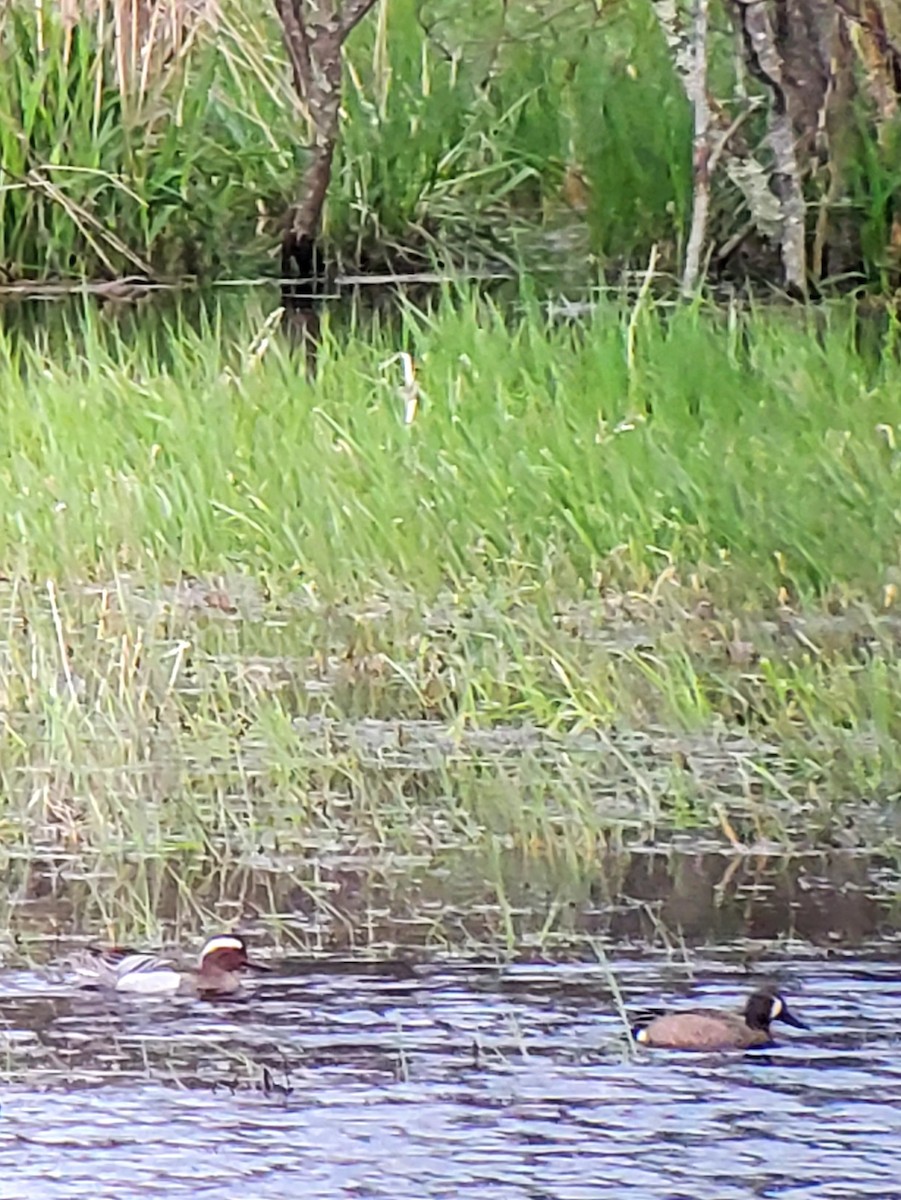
[745,990,808,1032]
[199,934,267,975]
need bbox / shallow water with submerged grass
[1,292,901,1191]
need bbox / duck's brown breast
[637,1011,768,1050]
[192,968,241,997]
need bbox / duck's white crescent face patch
[770,996,783,1019]
[202,935,245,958]
[635,1028,650,1044]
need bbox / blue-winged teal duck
[633,989,809,1050]
[67,934,267,997]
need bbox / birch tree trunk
[655,0,901,290]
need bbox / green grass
[3,4,901,961]
[333,0,691,265]
[4,291,899,599]
[0,2,301,276]
[0,291,900,934]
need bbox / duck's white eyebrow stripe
[201,936,244,955]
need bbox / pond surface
[0,944,899,1198]
[1,837,900,1197]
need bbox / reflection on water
[4,847,901,959]
[0,957,899,1198]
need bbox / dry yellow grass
[42,0,217,101]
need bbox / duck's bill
[782,1008,809,1030]
[247,959,272,974]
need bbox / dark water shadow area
[5,845,900,960]
[3,277,895,376]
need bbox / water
[0,950,900,1198]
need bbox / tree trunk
[273,0,380,300]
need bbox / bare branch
[338,0,381,41]
[273,0,313,100]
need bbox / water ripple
[0,956,897,1197]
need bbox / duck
[632,988,809,1050]
[66,934,267,997]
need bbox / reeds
[0,291,899,943]
[0,0,695,278]
[0,0,298,275]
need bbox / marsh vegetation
[0,293,897,954]
[0,0,898,993]
[0,6,900,1190]
[3,0,900,290]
